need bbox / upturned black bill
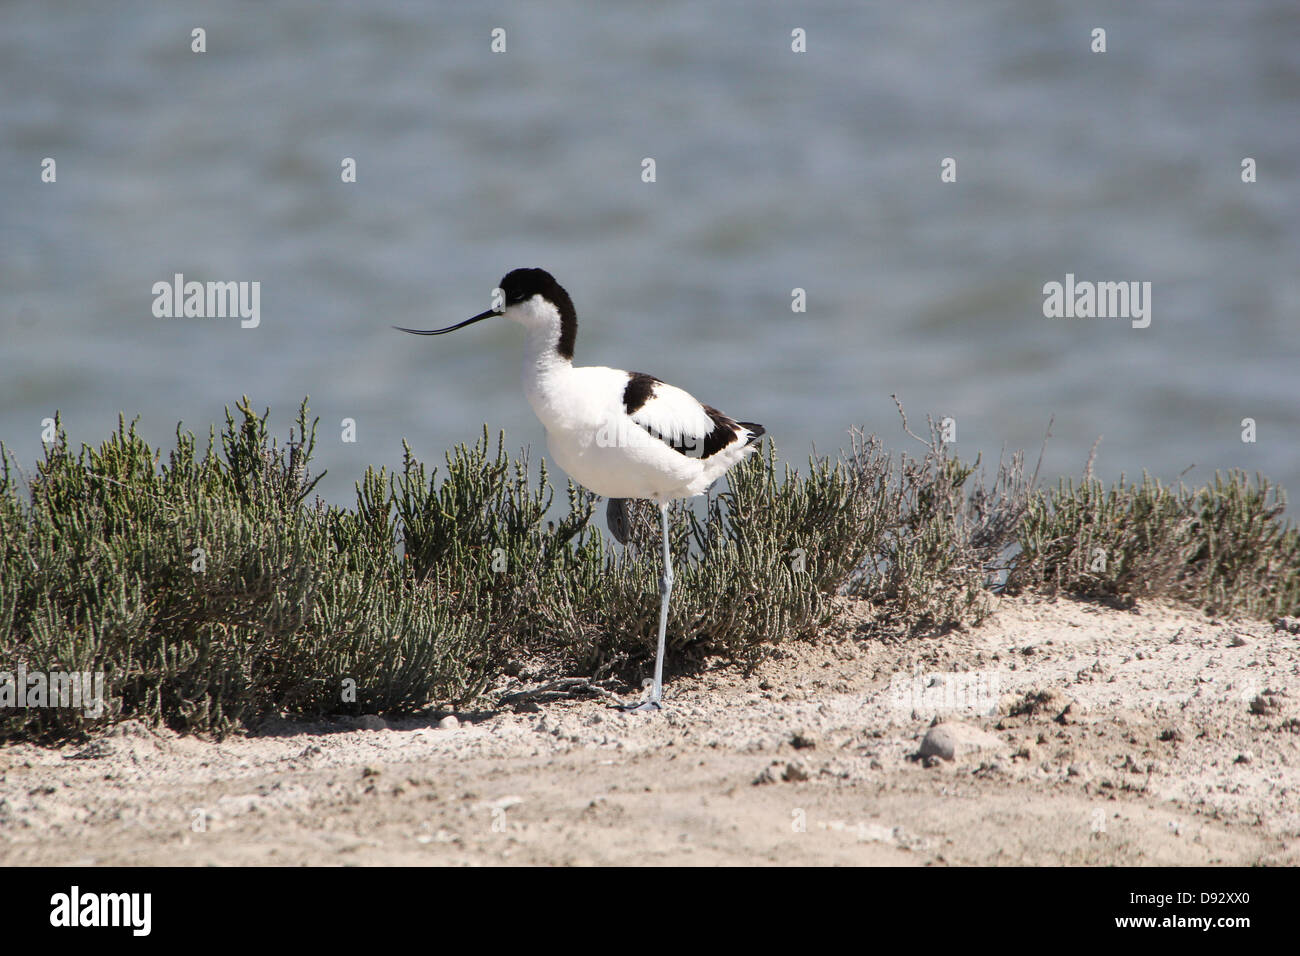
[393,308,500,336]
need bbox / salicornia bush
[1,397,1295,742]
[1007,471,1300,618]
[0,400,493,742]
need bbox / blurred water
[2,0,1297,510]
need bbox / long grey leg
[624,502,672,712]
[650,501,673,704]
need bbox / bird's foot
[620,698,663,714]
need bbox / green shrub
[0,400,492,741]
[1,396,1296,743]
[1008,471,1300,617]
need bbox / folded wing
[623,372,762,460]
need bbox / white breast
[525,364,745,501]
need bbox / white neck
[522,322,571,404]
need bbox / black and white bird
[397,268,764,711]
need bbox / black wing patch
[697,406,746,459]
[622,372,661,415]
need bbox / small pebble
[919,722,1003,762]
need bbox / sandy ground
[2,594,1297,866]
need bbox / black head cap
[499,268,577,360]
